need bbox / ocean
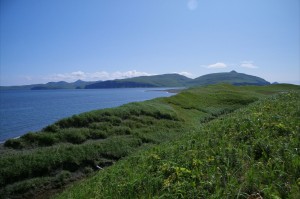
[0,88,175,142]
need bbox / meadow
[0,84,299,198]
[56,89,300,199]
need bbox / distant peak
[46,81,67,84]
[230,70,237,73]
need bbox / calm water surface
[0,88,175,142]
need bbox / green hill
[0,84,299,199]
[0,71,270,90]
[120,74,192,87]
[85,74,191,89]
[85,71,270,89]
[189,70,270,86]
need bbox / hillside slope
[85,71,270,89]
[0,84,298,199]
[55,87,300,199]
[189,70,270,86]
[85,74,191,89]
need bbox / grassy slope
[86,71,270,89]
[189,71,270,86]
[0,84,298,198]
[119,74,192,87]
[85,74,191,88]
[55,86,300,199]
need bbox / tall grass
[55,91,300,199]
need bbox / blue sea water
[0,88,175,142]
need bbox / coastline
[146,88,185,93]
[1,84,299,199]
[0,88,174,143]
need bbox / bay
[0,88,175,142]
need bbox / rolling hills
[85,71,270,89]
[0,71,270,90]
[85,74,192,89]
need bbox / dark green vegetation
[0,84,298,199]
[85,74,191,88]
[85,71,270,89]
[0,71,270,90]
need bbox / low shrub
[110,126,132,135]
[3,139,25,149]
[54,170,72,188]
[63,130,88,144]
[36,133,58,146]
[21,132,38,143]
[89,130,107,139]
[82,167,94,174]
[43,124,60,132]
[88,122,112,131]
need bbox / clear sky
[1,0,299,86]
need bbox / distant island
[0,80,94,90]
[0,71,271,90]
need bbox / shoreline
[146,88,185,93]
[0,88,183,145]
[0,88,176,143]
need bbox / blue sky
[1,0,299,86]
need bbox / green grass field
[0,84,299,199]
[55,87,300,199]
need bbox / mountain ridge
[85,73,192,89]
[0,80,96,90]
[0,71,270,90]
[86,71,270,89]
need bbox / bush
[122,120,144,128]
[54,170,71,187]
[37,134,58,146]
[43,124,60,132]
[103,116,122,125]
[64,132,87,144]
[60,128,90,144]
[83,167,94,174]
[89,130,107,139]
[110,126,132,135]
[4,139,25,149]
[0,177,52,198]
[88,122,112,131]
[21,132,38,143]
